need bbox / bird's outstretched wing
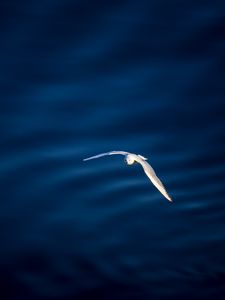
[83,151,172,202]
[83,151,129,161]
[139,160,172,202]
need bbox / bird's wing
[139,160,172,202]
[138,154,148,160]
[83,151,129,161]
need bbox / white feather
[83,150,172,202]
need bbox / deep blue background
[1,1,225,299]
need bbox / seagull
[83,151,172,202]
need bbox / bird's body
[83,151,172,202]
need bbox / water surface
[1,1,225,299]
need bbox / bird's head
[124,154,135,165]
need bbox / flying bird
[83,151,172,202]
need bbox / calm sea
[1,1,225,299]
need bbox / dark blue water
[1,1,225,299]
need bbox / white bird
[83,151,172,202]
